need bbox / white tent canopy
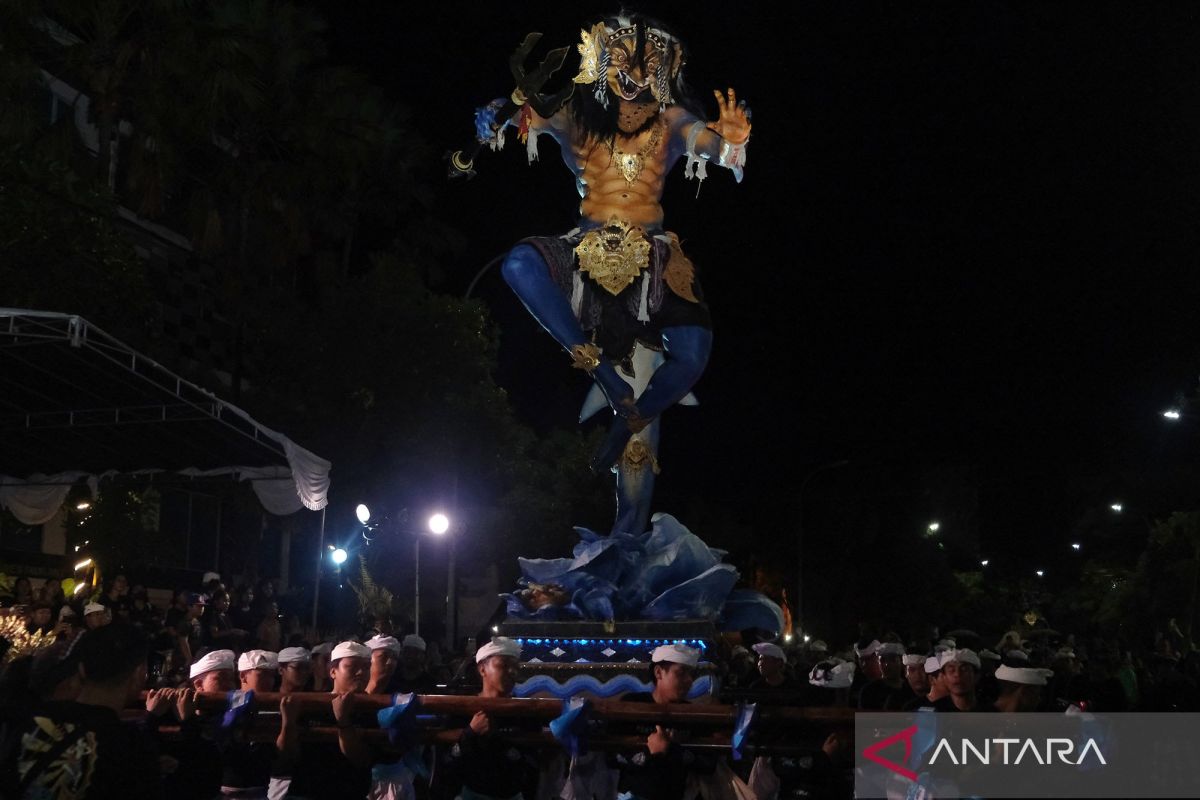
[0,309,329,524]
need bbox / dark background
[315,1,1200,606]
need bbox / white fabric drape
[0,455,328,525]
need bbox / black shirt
[859,679,917,710]
[10,701,163,798]
[441,712,541,798]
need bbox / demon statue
[471,13,751,537]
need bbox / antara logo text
[863,725,1107,781]
[928,737,1107,766]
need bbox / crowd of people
[2,570,1199,799]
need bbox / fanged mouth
[615,70,651,100]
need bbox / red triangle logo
[862,724,919,782]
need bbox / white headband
[238,650,278,671]
[996,664,1054,686]
[190,649,236,679]
[330,641,371,662]
[365,635,401,654]
[650,643,700,667]
[752,642,785,661]
[475,637,522,663]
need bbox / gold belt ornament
[574,217,651,296]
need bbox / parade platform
[497,619,721,701]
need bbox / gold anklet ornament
[570,342,603,371]
[622,437,661,474]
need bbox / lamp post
[415,513,450,636]
[795,459,849,634]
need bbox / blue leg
[501,245,633,412]
[591,325,712,472]
[613,419,661,535]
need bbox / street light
[796,459,849,632]
[1071,543,1081,551]
[980,559,989,567]
[414,512,452,636]
[927,522,941,534]
[356,504,371,524]
[1110,503,1123,512]
[331,547,348,565]
[1164,409,1182,420]
[1036,570,1045,577]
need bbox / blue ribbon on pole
[549,696,591,756]
[730,701,756,761]
[222,689,254,729]
[375,692,430,779]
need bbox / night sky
[318,2,1200,580]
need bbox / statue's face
[606,34,663,102]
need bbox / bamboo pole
[141,691,853,729]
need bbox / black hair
[570,12,704,143]
[75,622,148,685]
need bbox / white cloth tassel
[637,272,650,322]
[526,129,540,164]
[571,272,585,319]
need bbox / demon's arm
[667,88,752,183]
[474,96,572,164]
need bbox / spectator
[101,574,131,620]
[83,602,110,630]
[128,585,161,631]
[229,584,257,631]
[11,576,35,607]
[5,623,178,798]
[37,578,65,612]
[202,572,223,597]
[201,590,248,650]
[165,592,206,667]
[25,603,54,636]
[254,599,282,652]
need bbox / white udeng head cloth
[752,642,785,661]
[809,659,855,689]
[330,641,370,662]
[190,649,236,679]
[238,650,278,672]
[924,653,944,674]
[996,664,1054,685]
[854,640,881,658]
[364,635,401,654]
[311,642,334,656]
[902,654,927,667]
[651,643,700,667]
[942,648,981,668]
[402,634,427,652]
[877,642,906,657]
[277,647,311,664]
[475,636,522,663]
